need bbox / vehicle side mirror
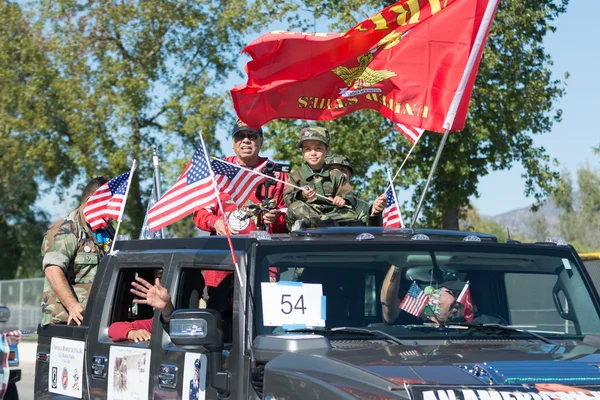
[169,309,223,350]
[0,307,10,323]
[169,309,229,395]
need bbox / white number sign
[261,281,326,327]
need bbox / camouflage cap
[297,127,330,149]
[232,119,263,137]
[325,153,353,174]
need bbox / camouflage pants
[286,200,366,231]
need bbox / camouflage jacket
[284,163,358,208]
[40,207,114,326]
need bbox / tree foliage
[263,0,569,229]
[552,160,600,251]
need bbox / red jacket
[193,156,288,235]
[108,318,153,342]
[194,156,287,287]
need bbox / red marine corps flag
[231,0,499,134]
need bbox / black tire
[4,383,18,400]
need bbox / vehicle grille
[449,339,531,345]
[251,363,265,398]
[330,339,387,350]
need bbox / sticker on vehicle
[48,338,84,398]
[261,281,326,327]
[182,352,207,400]
[107,346,151,400]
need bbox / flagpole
[409,130,449,228]
[386,133,423,193]
[152,146,166,238]
[215,157,351,209]
[110,159,137,254]
[200,135,244,289]
[387,169,404,228]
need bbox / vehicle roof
[112,227,575,253]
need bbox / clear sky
[38,1,599,221]
[471,0,600,216]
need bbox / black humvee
[34,228,600,399]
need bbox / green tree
[264,0,568,229]
[10,0,298,237]
[552,161,600,250]
[0,2,57,278]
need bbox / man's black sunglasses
[234,132,260,141]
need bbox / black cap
[232,119,263,137]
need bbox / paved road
[16,342,35,400]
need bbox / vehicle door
[149,249,248,400]
[85,251,172,400]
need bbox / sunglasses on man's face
[234,132,260,142]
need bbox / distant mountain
[484,197,568,238]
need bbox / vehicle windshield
[253,242,600,341]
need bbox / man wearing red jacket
[193,120,288,287]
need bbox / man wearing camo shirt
[40,177,115,326]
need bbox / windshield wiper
[284,327,407,346]
[445,323,553,344]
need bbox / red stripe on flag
[395,124,424,144]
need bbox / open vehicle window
[254,243,600,340]
[176,267,234,344]
[111,267,162,325]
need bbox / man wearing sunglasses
[193,119,289,238]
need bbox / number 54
[281,294,306,315]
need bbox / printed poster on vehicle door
[107,346,151,400]
[48,338,85,398]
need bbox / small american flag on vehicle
[383,184,403,228]
[400,281,428,317]
[83,171,131,230]
[395,123,424,144]
[210,158,268,206]
[148,143,217,232]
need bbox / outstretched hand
[131,277,171,312]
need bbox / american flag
[456,282,474,322]
[148,143,217,232]
[139,179,163,240]
[395,123,424,144]
[398,349,421,357]
[400,281,428,317]
[383,184,403,228]
[0,334,8,398]
[210,158,268,206]
[83,171,131,230]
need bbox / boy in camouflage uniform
[284,127,366,230]
[325,153,387,226]
[40,177,115,326]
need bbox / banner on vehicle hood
[407,384,600,400]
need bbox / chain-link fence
[0,278,44,332]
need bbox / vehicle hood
[327,340,600,386]
[262,340,600,400]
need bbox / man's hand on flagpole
[371,194,386,216]
[263,209,277,224]
[301,187,316,201]
[214,218,239,236]
[330,196,346,208]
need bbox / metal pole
[152,145,166,238]
[19,280,23,330]
[410,129,450,228]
